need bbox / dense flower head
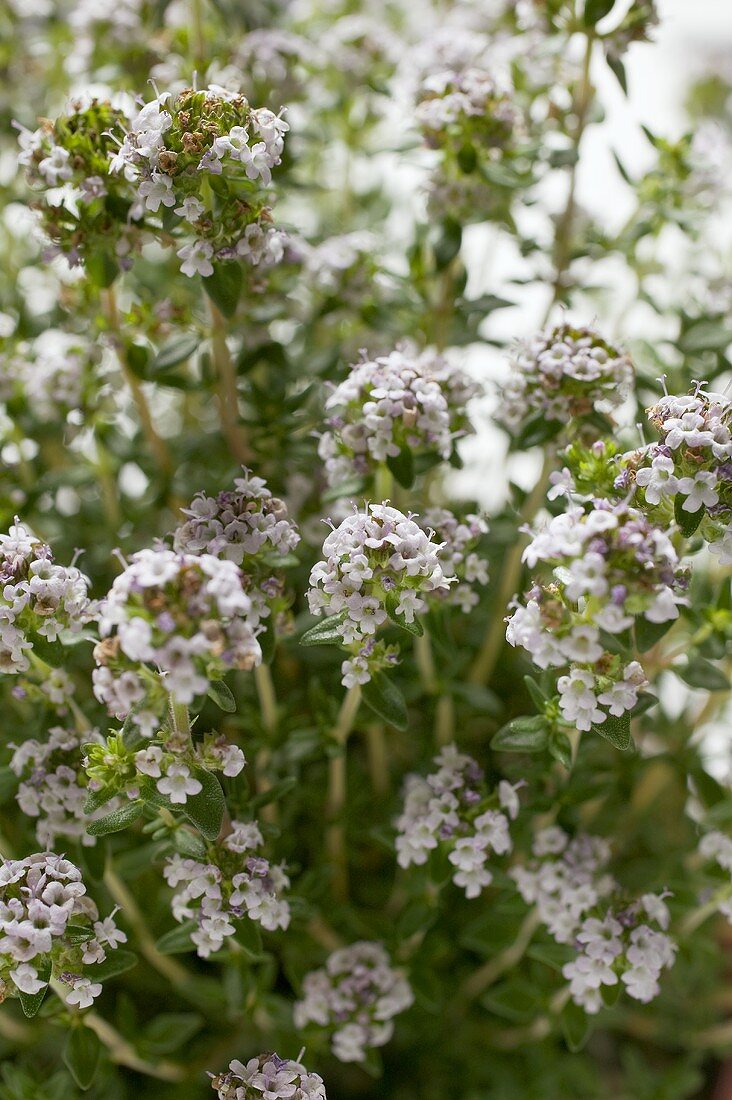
[9,725,119,848]
[395,744,519,898]
[294,941,413,1063]
[163,819,290,958]
[83,727,245,811]
[93,548,261,733]
[506,500,687,730]
[621,384,732,563]
[18,84,287,279]
[307,503,453,686]
[211,1052,326,1100]
[512,826,676,1013]
[174,470,300,634]
[317,346,481,491]
[0,852,125,1009]
[416,68,520,156]
[419,508,489,613]
[0,329,98,426]
[0,520,94,674]
[499,323,634,434]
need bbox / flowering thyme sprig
[210,1053,326,1100]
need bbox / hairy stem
[326,685,362,901]
[254,663,279,822]
[365,723,389,795]
[102,288,173,477]
[457,910,541,1004]
[209,302,251,464]
[103,868,192,988]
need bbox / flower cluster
[83,727,244,810]
[294,942,413,1063]
[18,85,288,279]
[499,324,634,435]
[0,853,125,1009]
[163,820,290,958]
[0,520,94,674]
[211,1053,326,1100]
[419,508,489,613]
[174,470,300,633]
[109,84,288,277]
[307,503,452,686]
[698,832,732,924]
[93,548,261,734]
[512,827,676,1013]
[395,744,519,898]
[0,329,97,426]
[9,725,117,848]
[415,68,520,162]
[317,346,480,490]
[506,501,687,731]
[622,384,732,562]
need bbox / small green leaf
[141,1013,203,1055]
[156,921,198,954]
[514,414,563,450]
[634,616,675,654]
[63,1027,102,1091]
[86,801,143,837]
[65,925,95,945]
[433,218,462,269]
[173,828,208,859]
[491,716,548,753]
[362,675,408,729]
[583,0,616,26]
[18,957,51,1018]
[300,611,348,647]
[678,319,731,355]
[592,712,632,751]
[674,494,705,538]
[523,675,549,710]
[233,917,264,959]
[88,949,138,981]
[152,335,199,373]
[204,262,243,318]
[385,593,424,636]
[561,999,593,1052]
[86,252,119,289]
[679,657,730,692]
[322,477,365,503]
[606,52,628,94]
[207,679,237,713]
[386,447,416,489]
[548,729,573,769]
[83,786,116,815]
[181,770,226,841]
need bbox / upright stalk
[326,685,362,901]
[469,448,556,685]
[102,288,173,477]
[254,663,279,822]
[415,631,455,746]
[209,302,251,464]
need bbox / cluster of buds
[499,324,634,437]
[83,727,244,810]
[620,384,732,561]
[210,1053,326,1100]
[419,508,489,613]
[317,346,480,492]
[294,942,413,1064]
[18,84,287,280]
[9,725,119,848]
[511,825,677,1011]
[173,469,300,635]
[93,547,261,734]
[307,504,453,687]
[163,820,290,958]
[0,520,94,674]
[0,853,125,1010]
[395,744,520,898]
[506,501,687,732]
[0,329,98,427]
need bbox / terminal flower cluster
[93,548,261,733]
[499,323,634,435]
[395,744,519,898]
[211,1052,326,1100]
[0,329,97,426]
[174,469,300,630]
[0,853,125,1010]
[0,521,94,675]
[163,819,290,958]
[621,384,732,563]
[307,503,452,686]
[506,501,687,731]
[317,346,480,490]
[294,942,413,1064]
